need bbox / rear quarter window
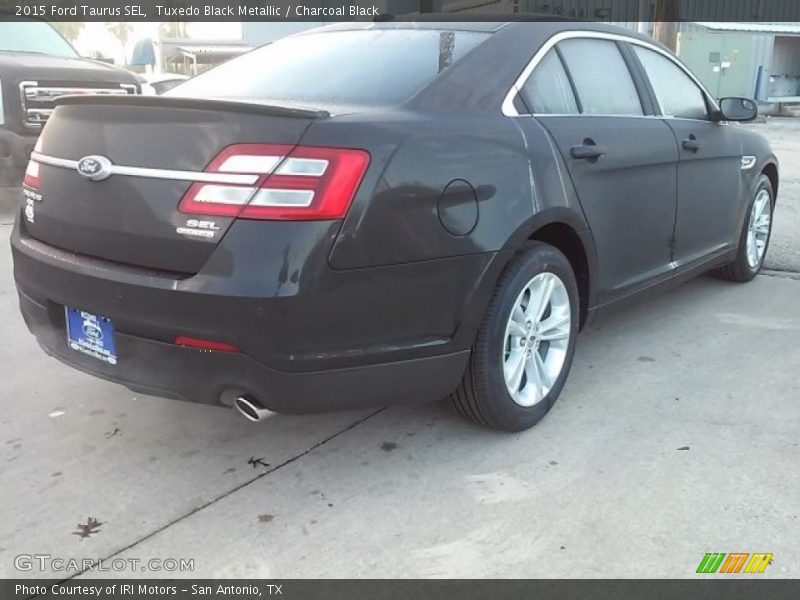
[520,49,579,115]
[169,29,490,109]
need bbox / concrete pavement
[0,188,21,226]
[1,224,798,579]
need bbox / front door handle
[682,136,703,152]
[571,141,607,161]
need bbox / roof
[695,22,800,35]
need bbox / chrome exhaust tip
[234,394,272,423]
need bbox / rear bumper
[18,286,469,411]
[12,219,507,412]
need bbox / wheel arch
[528,223,592,329]
[503,208,596,330]
[762,161,779,201]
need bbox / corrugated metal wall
[437,0,800,20]
[518,0,640,20]
[679,0,800,21]
[440,0,518,14]
[751,33,777,100]
[437,0,644,19]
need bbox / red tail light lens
[178,144,370,221]
[174,336,240,353]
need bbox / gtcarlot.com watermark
[14,553,195,573]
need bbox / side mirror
[718,97,758,122]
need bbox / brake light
[178,144,370,221]
[174,336,240,353]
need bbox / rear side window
[632,46,710,120]
[557,39,643,116]
[169,29,489,109]
[520,50,579,115]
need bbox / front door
[631,44,744,269]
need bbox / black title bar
[3,579,800,600]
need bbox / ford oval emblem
[82,321,104,341]
[76,155,113,181]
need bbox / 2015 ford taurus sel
[11,21,778,432]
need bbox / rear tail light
[23,134,45,189]
[178,144,370,221]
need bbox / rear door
[521,37,680,304]
[629,44,744,269]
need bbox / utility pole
[653,0,680,52]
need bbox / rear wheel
[717,174,774,282]
[451,243,579,432]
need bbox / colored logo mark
[697,553,773,574]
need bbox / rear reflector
[174,336,240,353]
[178,143,370,221]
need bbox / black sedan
[11,21,778,432]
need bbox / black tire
[451,242,580,432]
[717,174,774,282]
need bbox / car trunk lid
[24,95,326,274]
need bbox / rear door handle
[682,136,703,152]
[570,143,607,161]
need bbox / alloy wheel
[746,189,772,269]
[502,272,571,407]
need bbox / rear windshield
[168,29,490,108]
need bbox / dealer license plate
[65,307,118,365]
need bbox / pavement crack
[47,407,386,588]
